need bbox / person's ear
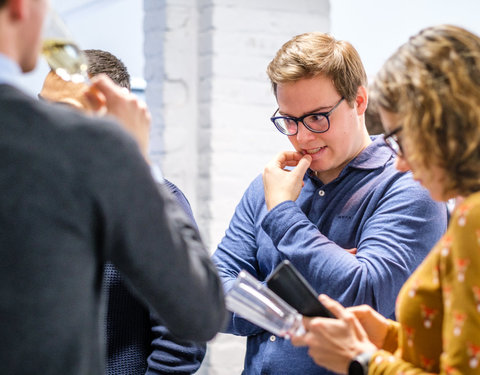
[355,85,368,116]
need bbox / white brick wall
[144,1,330,373]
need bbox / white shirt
[0,53,22,87]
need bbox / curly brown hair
[371,24,480,197]
[266,32,367,106]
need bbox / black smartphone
[266,260,335,318]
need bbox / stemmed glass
[41,8,89,84]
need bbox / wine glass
[41,8,89,84]
[225,270,305,339]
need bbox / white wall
[143,3,330,372]
[331,0,480,80]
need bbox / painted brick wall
[144,1,330,373]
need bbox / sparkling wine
[42,39,89,83]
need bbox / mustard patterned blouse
[369,192,480,374]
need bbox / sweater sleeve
[145,180,206,374]
[162,179,197,229]
[146,318,206,375]
[382,320,400,353]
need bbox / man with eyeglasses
[212,32,448,374]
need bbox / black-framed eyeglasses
[270,97,345,136]
[383,126,403,157]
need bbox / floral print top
[370,192,480,374]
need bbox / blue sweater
[104,179,206,375]
[212,137,447,375]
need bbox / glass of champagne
[41,8,89,84]
[225,270,305,339]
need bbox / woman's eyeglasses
[383,126,403,157]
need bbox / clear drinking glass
[41,8,89,83]
[225,270,305,339]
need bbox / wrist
[265,196,291,211]
[348,350,376,375]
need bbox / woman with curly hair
[291,24,480,375]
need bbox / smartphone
[266,260,335,318]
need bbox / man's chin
[21,61,38,74]
[309,160,329,172]
[19,56,39,73]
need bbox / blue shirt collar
[307,135,395,182]
[348,135,393,170]
[0,53,22,87]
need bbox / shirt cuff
[382,319,400,353]
[150,164,164,184]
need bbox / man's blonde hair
[266,32,367,104]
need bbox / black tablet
[266,260,335,318]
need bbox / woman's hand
[348,304,390,349]
[291,294,377,374]
[262,151,311,211]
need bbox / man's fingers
[291,155,311,177]
[291,333,308,347]
[272,151,305,168]
[84,85,106,112]
[88,74,128,108]
[345,247,357,255]
[90,74,117,92]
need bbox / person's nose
[295,121,317,143]
[394,155,411,172]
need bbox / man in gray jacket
[0,1,226,374]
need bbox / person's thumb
[292,154,312,178]
[88,74,126,108]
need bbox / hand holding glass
[225,270,305,339]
